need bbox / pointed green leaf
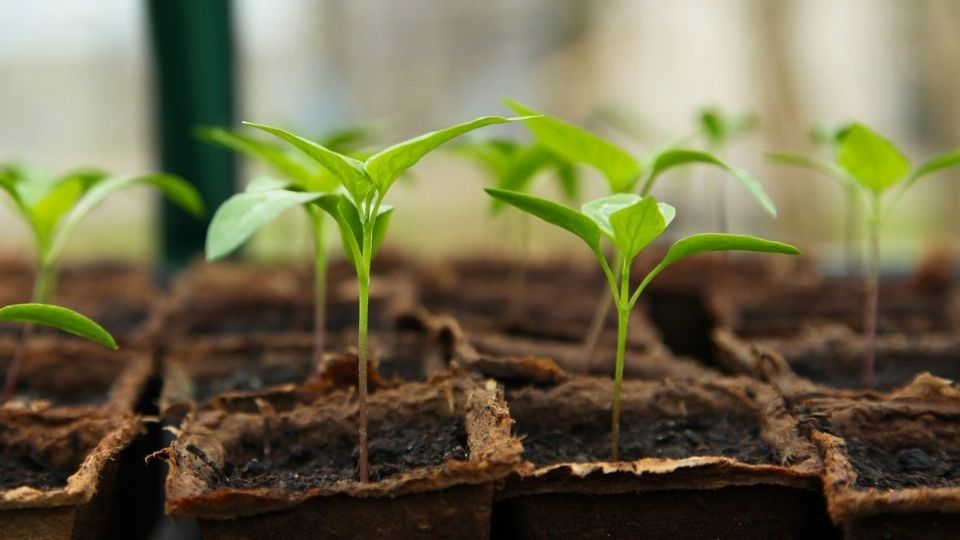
[365,115,523,194]
[554,160,580,202]
[766,152,860,192]
[336,196,365,253]
[45,174,204,265]
[244,122,371,201]
[641,149,777,217]
[581,193,641,239]
[485,188,601,252]
[632,233,800,306]
[205,189,326,261]
[199,127,318,187]
[504,99,642,193]
[837,123,910,194]
[905,150,960,191]
[371,206,394,255]
[488,144,559,214]
[609,196,674,261]
[0,303,116,349]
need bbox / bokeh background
[1,0,958,271]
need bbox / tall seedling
[487,189,799,458]
[209,115,525,481]
[503,101,778,371]
[769,122,960,386]
[452,138,579,318]
[0,164,202,402]
[201,125,379,370]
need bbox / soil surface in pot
[506,379,778,467]
[760,332,960,391]
[209,415,468,488]
[845,437,960,490]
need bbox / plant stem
[610,259,630,461]
[0,260,55,404]
[583,252,622,375]
[844,191,860,274]
[356,211,376,483]
[862,210,880,388]
[309,210,328,376]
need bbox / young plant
[769,123,862,272]
[201,125,380,370]
[486,188,799,459]
[0,303,117,403]
[503,101,778,371]
[696,107,758,232]
[208,114,525,482]
[451,138,579,317]
[0,164,203,399]
[769,122,960,387]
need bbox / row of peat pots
[0,250,958,539]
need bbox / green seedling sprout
[201,125,381,371]
[451,137,579,318]
[769,122,960,387]
[696,107,759,232]
[208,114,525,482]
[486,188,799,459]
[503,101,778,373]
[0,163,202,403]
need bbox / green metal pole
[148,0,235,271]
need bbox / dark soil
[775,336,960,391]
[0,343,127,407]
[0,453,69,490]
[847,437,960,490]
[508,383,777,466]
[212,415,468,488]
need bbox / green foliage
[452,138,580,214]
[697,107,757,148]
[0,303,116,349]
[771,121,960,223]
[503,100,777,217]
[0,164,203,278]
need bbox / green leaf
[206,189,326,261]
[582,193,641,238]
[489,144,561,214]
[485,188,601,253]
[699,108,757,146]
[554,160,580,201]
[329,197,393,267]
[633,233,800,305]
[45,174,204,265]
[765,152,860,192]
[837,123,910,194]
[640,149,777,217]
[365,115,523,194]
[199,127,318,187]
[504,99,642,193]
[371,206,394,255]
[0,303,116,349]
[905,150,960,191]
[244,122,371,202]
[609,196,674,261]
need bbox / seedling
[452,138,579,317]
[0,163,203,400]
[486,188,799,459]
[696,107,758,232]
[208,114,524,481]
[769,122,960,387]
[201,125,381,370]
[503,101,778,372]
[770,123,862,271]
[0,303,117,403]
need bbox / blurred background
[1,0,958,271]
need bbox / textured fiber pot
[0,409,142,540]
[799,377,960,539]
[0,337,152,415]
[491,375,836,539]
[713,327,960,398]
[150,258,412,347]
[159,309,458,421]
[163,373,522,539]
